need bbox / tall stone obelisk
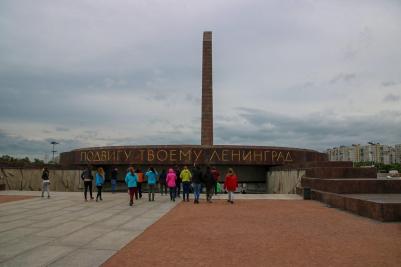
[201,31,213,146]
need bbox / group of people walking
[123,165,239,205]
[42,165,239,205]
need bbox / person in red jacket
[224,168,238,204]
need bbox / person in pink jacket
[166,168,177,201]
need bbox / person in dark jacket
[111,168,118,193]
[159,169,167,195]
[204,166,215,203]
[81,166,94,201]
[174,165,181,198]
[211,166,220,195]
[191,165,203,204]
[41,167,50,198]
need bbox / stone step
[305,167,377,179]
[301,177,401,194]
[310,190,401,222]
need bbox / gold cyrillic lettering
[169,149,177,161]
[124,150,132,161]
[242,151,252,161]
[285,152,293,162]
[254,150,263,161]
[193,149,203,162]
[156,150,168,161]
[108,150,116,161]
[271,151,278,161]
[87,151,94,161]
[264,150,270,161]
[147,150,155,161]
[277,152,285,161]
[232,150,241,161]
[80,152,87,161]
[209,150,221,161]
[221,150,229,161]
[101,151,107,161]
[94,151,101,161]
[179,150,191,161]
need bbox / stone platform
[300,175,401,221]
[312,191,401,221]
[302,177,401,194]
[0,191,300,267]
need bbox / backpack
[81,169,93,180]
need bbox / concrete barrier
[0,168,88,192]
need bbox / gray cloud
[329,73,356,84]
[383,94,401,103]
[1,0,401,157]
[215,108,401,151]
[0,129,84,159]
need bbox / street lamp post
[50,141,59,163]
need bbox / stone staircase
[298,165,401,221]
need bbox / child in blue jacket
[125,167,138,206]
[95,167,105,201]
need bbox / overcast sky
[1,0,401,159]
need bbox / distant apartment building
[327,143,399,164]
[396,144,401,164]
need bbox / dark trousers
[84,181,93,200]
[169,187,176,201]
[214,181,218,195]
[96,186,102,200]
[137,182,143,198]
[206,186,214,201]
[183,182,191,200]
[148,184,155,201]
[128,187,137,205]
[160,182,167,195]
[176,182,181,197]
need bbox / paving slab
[0,227,40,243]
[87,230,142,250]
[0,245,75,267]
[50,227,112,247]
[0,219,37,233]
[0,191,179,266]
[0,236,54,262]
[49,248,117,267]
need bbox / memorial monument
[60,31,327,191]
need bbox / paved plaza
[1,191,400,267]
[0,191,179,267]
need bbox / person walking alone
[224,168,238,204]
[125,167,138,206]
[211,167,220,195]
[204,166,215,203]
[159,169,167,195]
[180,166,192,202]
[136,168,144,199]
[174,165,182,198]
[95,167,105,202]
[81,165,94,201]
[111,167,118,193]
[41,167,50,198]
[145,167,158,201]
[192,165,203,204]
[166,168,177,201]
